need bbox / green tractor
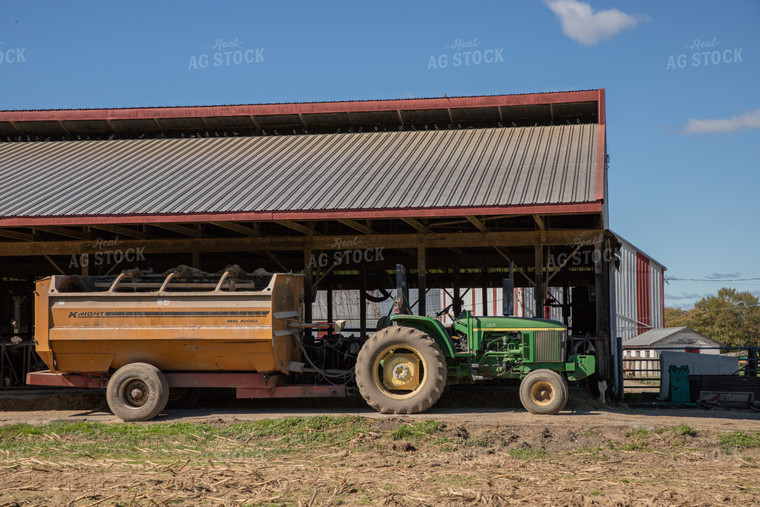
[355,311,595,415]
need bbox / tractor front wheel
[519,369,568,415]
[356,326,447,414]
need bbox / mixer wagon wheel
[519,369,568,415]
[106,363,170,422]
[356,326,446,414]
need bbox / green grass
[508,448,547,459]
[389,420,444,441]
[0,416,369,461]
[718,431,760,451]
[618,427,653,451]
[675,425,696,437]
[434,436,460,451]
[616,442,650,451]
[468,437,491,448]
[654,425,696,437]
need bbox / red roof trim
[594,89,606,201]
[0,202,602,227]
[0,90,601,122]
[595,123,606,201]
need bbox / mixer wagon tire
[519,369,568,415]
[356,326,446,415]
[106,363,170,422]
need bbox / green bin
[669,365,690,403]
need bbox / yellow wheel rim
[529,380,555,407]
[372,344,426,400]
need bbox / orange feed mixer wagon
[28,271,346,421]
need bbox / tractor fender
[389,315,456,358]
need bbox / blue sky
[1,0,758,307]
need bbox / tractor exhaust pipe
[502,262,514,316]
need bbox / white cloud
[666,293,707,301]
[546,0,648,46]
[706,272,742,280]
[681,109,760,135]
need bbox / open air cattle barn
[0,89,663,398]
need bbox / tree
[665,288,760,347]
[663,307,690,328]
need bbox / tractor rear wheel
[106,363,170,422]
[356,326,446,414]
[519,369,568,415]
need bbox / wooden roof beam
[88,224,147,240]
[0,229,35,242]
[275,220,316,236]
[34,226,90,241]
[0,229,602,257]
[210,221,259,236]
[533,215,546,231]
[400,217,429,233]
[151,223,202,238]
[466,215,488,233]
[338,219,372,235]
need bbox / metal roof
[0,89,602,114]
[0,90,604,140]
[623,327,721,347]
[623,327,687,346]
[0,124,598,220]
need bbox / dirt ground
[1,391,759,506]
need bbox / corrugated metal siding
[614,234,666,341]
[636,253,651,334]
[649,264,664,330]
[615,239,639,340]
[0,125,597,217]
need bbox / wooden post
[481,284,488,316]
[595,240,612,381]
[191,249,201,269]
[594,244,603,338]
[326,285,333,324]
[534,245,544,318]
[417,246,426,316]
[303,249,313,325]
[360,262,367,337]
[453,266,461,317]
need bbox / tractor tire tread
[356,326,446,415]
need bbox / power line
[666,277,760,282]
